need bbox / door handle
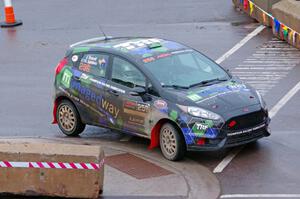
[108,89,119,96]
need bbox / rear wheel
[57,100,85,136]
[160,123,186,161]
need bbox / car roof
[68,37,189,61]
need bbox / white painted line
[235,67,293,70]
[120,135,132,142]
[213,147,244,173]
[214,81,300,173]
[269,81,300,118]
[221,194,300,198]
[215,25,265,64]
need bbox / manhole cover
[105,153,173,179]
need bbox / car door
[70,52,111,125]
[104,56,152,136]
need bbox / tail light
[55,57,68,75]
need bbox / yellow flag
[249,2,254,15]
[289,30,294,42]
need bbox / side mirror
[130,87,146,96]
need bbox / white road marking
[215,25,265,64]
[269,81,300,118]
[213,147,244,173]
[221,194,300,198]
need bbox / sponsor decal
[187,93,202,101]
[154,100,167,109]
[226,82,247,90]
[61,69,72,88]
[123,100,150,128]
[143,57,155,63]
[181,127,195,145]
[192,120,214,137]
[227,123,265,136]
[90,78,125,94]
[142,49,193,64]
[79,63,91,73]
[82,55,98,66]
[72,55,79,62]
[59,86,105,118]
[157,53,171,59]
[128,115,145,126]
[169,110,178,121]
[123,100,150,117]
[80,73,92,85]
[171,49,193,55]
[101,99,120,119]
[72,47,90,54]
[194,81,248,103]
[178,113,188,124]
[113,38,161,50]
[204,128,218,139]
[70,80,102,105]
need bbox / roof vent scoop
[147,42,162,49]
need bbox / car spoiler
[69,36,113,48]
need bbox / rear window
[77,53,109,78]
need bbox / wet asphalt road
[1,0,300,198]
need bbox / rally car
[52,37,271,161]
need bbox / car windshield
[143,50,230,88]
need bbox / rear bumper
[186,122,270,152]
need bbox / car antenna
[98,25,108,40]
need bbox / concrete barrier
[0,142,104,198]
[232,0,300,49]
[232,0,280,27]
[272,0,300,33]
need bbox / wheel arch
[148,118,187,150]
[52,95,81,124]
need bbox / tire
[159,123,186,161]
[56,100,85,136]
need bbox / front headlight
[256,90,267,110]
[187,106,221,120]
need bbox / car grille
[223,109,267,131]
[225,128,266,147]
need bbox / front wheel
[56,100,85,136]
[160,123,186,161]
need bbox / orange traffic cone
[0,0,22,28]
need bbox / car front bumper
[186,121,271,152]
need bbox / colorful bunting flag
[282,25,289,39]
[262,13,267,24]
[244,0,249,10]
[293,32,297,45]
[274,18,281,34]
[289,30,294,43]
[249,1,254,15]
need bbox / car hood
[163,79,261,114]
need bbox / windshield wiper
[162,84,190,89]
[189,78,228,88]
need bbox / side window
[112,57,146,88]
[78,53,109,78]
